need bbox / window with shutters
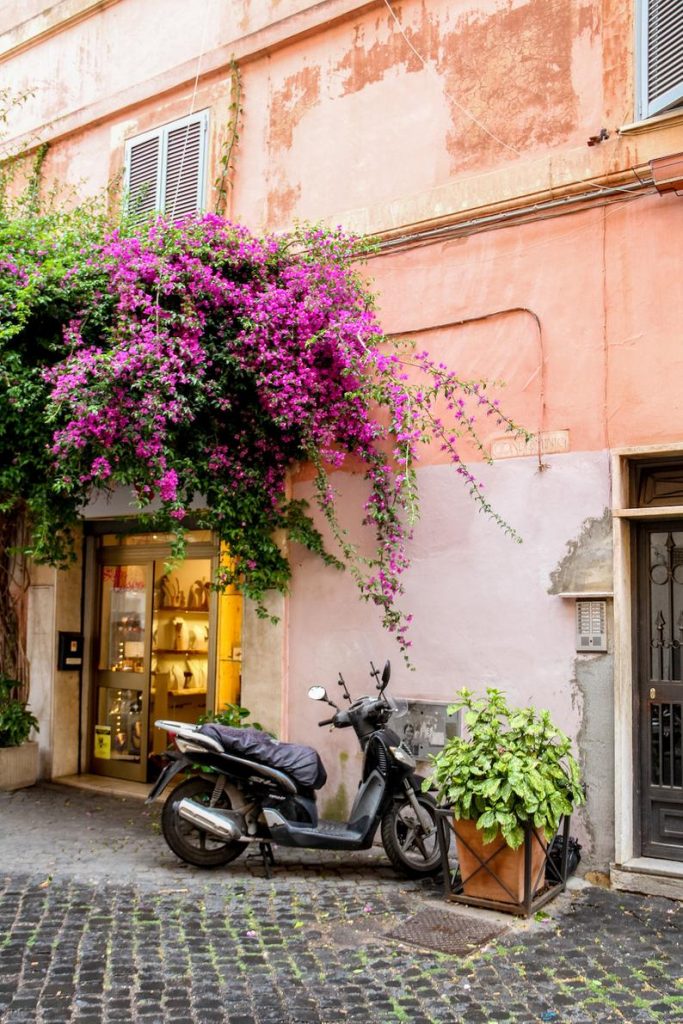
[638,1,683,120]
[124,111,209,222]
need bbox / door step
[610,857,683,900]
[52,774,150,800]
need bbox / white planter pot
[0,740,39,791]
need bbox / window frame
[123,109,209,220]
[637,0,683,121]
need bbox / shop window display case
[90,530,242,781]
[151,565,212,747]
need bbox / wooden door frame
[635,519,683,858]
[613,445,683,865]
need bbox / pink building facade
[3,0,683,894]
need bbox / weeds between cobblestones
[0,872,681,1024]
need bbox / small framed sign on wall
[57,632,83,670]
[390,701,460,760]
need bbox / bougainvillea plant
[0,107,110,682]
[39,213,527,655]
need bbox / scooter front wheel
[161,775,246,868]
[381,793,443,877]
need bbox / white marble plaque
[491,430,570,459]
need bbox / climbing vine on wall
[0,89,112,684]
[1,91,528,664]
[213,59,243,216]
[42,215,525,654]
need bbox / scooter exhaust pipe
[177,798,244,841]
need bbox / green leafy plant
[0,674,39,748]
[196,701,267,732]
[424,687,585,849]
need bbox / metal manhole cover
[384,908,507,955]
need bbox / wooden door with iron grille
[638,522,683,859]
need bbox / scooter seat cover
[198,725,327,790]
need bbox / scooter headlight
[390,745,416,769]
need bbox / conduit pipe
[372,174,661,254]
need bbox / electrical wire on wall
[166,0,213,221]
[388,308,547,474]
[382,0,646,206]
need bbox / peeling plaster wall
[572,650,615,871]
[549,509,613,595]
[242,0,619,230]
[3,0,683,869]
[288,449,614,867]
[549,508,616,868]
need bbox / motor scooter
[147,660,442,877]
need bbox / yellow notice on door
[94,725,111,759]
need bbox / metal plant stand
[435,808,572,917]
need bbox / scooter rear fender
[145,752,190,803]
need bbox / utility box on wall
[575,600,607,652]
[57,632,83,670]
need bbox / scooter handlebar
[318,716,336,726]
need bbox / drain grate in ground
[384,907,508,955]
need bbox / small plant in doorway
[196,702,268,733]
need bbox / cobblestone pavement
[0,785,682,1024]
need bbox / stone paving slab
[0,784,681,1023]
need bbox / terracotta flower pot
[454,817,547,904]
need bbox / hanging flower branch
[42,213,528,656]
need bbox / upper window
[124,111,209,222]
[638,1,683,119]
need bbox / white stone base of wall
[611,858,683,901]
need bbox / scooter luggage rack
[435,808,572,918]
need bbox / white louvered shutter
[126,134,161,222]
[640,0,683,119]
[124,111,208,223]
[164,117,205,219]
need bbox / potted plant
[0,675,40,791]
[425,687,585,904]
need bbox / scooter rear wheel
[381,793,443,877]
[161,775,246,868]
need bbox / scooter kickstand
[258,841,276,878]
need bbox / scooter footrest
[316,821,358,840]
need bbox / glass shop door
[93,562,152,782]
[90,531,242,782]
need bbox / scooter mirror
[308,685,327,701]
[381,661,391,688]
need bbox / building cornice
[0,0,380,147]
[0,0,121,61]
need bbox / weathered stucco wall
[4,0,683,873]
[287,450,613,864]
[4,0,672,238]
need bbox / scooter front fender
[145,752,190,803]
[408,772,433,794]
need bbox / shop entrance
[89,530,242,782]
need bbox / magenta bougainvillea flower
[45,215,524,655]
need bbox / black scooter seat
[199,724,327,790]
